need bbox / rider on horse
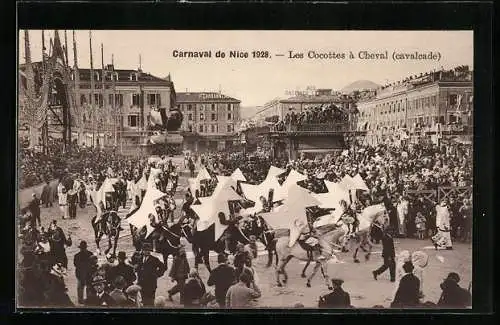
[339,200,358,235]
[296,218,324,260]
[219,211,240,255]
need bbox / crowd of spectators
[274,103,350,131]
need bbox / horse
[241,215,278,267]
[149,221,185,271]
[181,221,249,272]
[343,203,389,263]
[275,223,345,289]
[91,210,121,261]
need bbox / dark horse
[91,210,121,261]
[241,215,278,267]
[181,222,249,272]
[130,219,185,272]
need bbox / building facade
[356,67,473,146]
[72,65,176,155]
[177,92,241,152]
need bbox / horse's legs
[203,251,211,273]
[301,258,311,278]
[112,234,119,258]
[364,241,373,261]
[95,233,103,255]
[281,255,292,284]
[353,246,360,263]
[320,260,332,290]
[306,261,321,288]
[275,255,291,287]
[266,249,273,267]
[105,236,112,255]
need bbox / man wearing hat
[318,278,352,308]
[437,272,471,308]
[372,227,396,282]
[136,242,166,306]
[108,251,136,289]
[73,240,94,304]
[27,193,41,228]
[84,275,115,307]
[391,261,420,308]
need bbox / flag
[231,168,247,182]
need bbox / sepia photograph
[17,30,474,310]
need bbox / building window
[94,72,100,81]
[129,73,138,81]
[199,125,203,133]
[128,115,138,127]
[211,124,216,133]
[187,104,192,111]
[199,113,204,121]
[188,113,193,121]
[147,94,161,107]
[80,94,87,106]
[188,124,193,132]
[228,103,233,111]
[449,94,458,106]
[227,124,233,133]
[227,113,232,120]
[211,104,216,111]
[132,94,141,106]
[211,113,217,121]
[114,94,123,107]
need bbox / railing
[272,122,354,133]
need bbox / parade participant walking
[372,228,396,282]
[85,275,115,307]
[107,251,137,289]
[41,181,53,208]
[437,272,471,308]
[183,268,206,307]
[73,241,93,304]
[432,199,453,250]
[28,193,41,228]
[318,278,352,308]
[136,243,166,307]
[47,220,72,269]
[207,254,236,307]
[166,193,177,224]
[167,246,190,304]
[391,261,420,308]
[67,185,78,219]
[233,243,252,280]
[225,271,262,308]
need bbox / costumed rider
[218,211,241,255]
[296,217,323,261]
[339,200,358,236]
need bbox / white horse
[343,203,390,263]
[275,223,345,289]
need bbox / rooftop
[177,92,240,103]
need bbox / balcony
[270,122,359,136]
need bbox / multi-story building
[73,65,176,154]
[357,67,473,146]
[177,92,241,152]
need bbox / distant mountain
[341,80,380,93]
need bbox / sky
[19,30,473,107]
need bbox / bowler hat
[78,241,88,249]
[125,284,142,295]
[446,272,460,283]
[117,251,127,260]
[331,278,344,287]
[142,243,153,251]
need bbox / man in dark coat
[84,275,115,307]
[318,278,351,308]
[47,220,72,269]
[107,251,136,289]
[28,193,41,228]
[207,254,236,307]
[372,228,396,282]
[73,240,93,304]
[108,276,129,307]
[167,246,190,304]
[391,261,420,308]
[136,243,166,307]
[437,272,471,308]
[41,181,53,208]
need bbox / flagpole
[89,30,95,148]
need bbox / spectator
[437,272,471,308]
[207,254,236,308]
[85,275,115,307]
[391,262,420,308]
[73,240,93,304]
[318,278,352,308]
[109,276,129,307]
[28,193,41,228]
[136,243,166,307]
[107,251,136,289]
[225,271,261,308]
[125,284,143,307]
[183,268,206,307]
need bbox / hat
[446,272,460,283]
[402,261,414,273]
[78,241,88,249]
[113,275,127,289]
[217,253,227,264]
[142,243,153,251]
[92,275,106,285]
[331,278,344,287]
[117,251,127,260]
[125,284,142,295]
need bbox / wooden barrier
[405,189,438,206]
[438,186,472,202]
